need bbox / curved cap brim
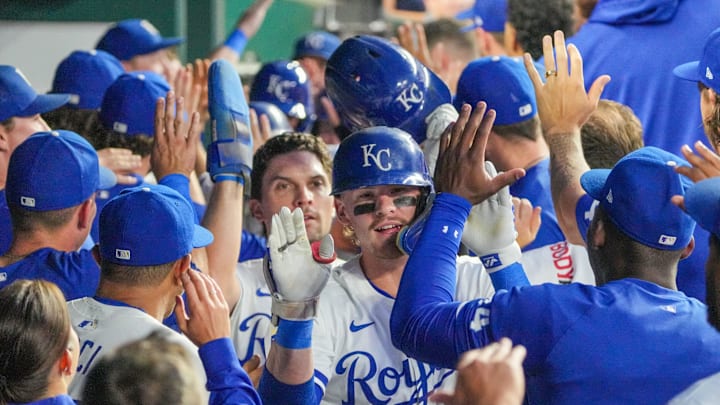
[673,61,700,82]
[580,169,611,201]
[17,93,71,117]
[192,224,214,248]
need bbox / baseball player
[0,129,116,299]
[0,65,71,253]
[390,32,720,405]
[249,60,315,132]
[258,121,528,404]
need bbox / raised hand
[263,207,335,325]
[152,91,202,180]
[675,141,720,183]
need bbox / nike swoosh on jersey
[349,320,375,332]
[256,288,272,297]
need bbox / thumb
[243,354,261,373]
[588,74,611,104]
[174,295,189,333]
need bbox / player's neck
[359,253,407,298]
[3,229,82,263]
[95,280,173,321]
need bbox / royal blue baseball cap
[293,31,342,61]
[6,130,117,211]
[454,56,536,125]
[0,65,70,122]
[580,146,695,250]
[100,71,170,136]
[673,27,720,94]
[684,177,720,238]
[99,184,213,266]
[457,0,507,33]
[96,19,184,61]
[51,50,125,110]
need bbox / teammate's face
[124,49,176,81]
[336,185,422,260]
[0,114,51,155]
[250,150,334,242]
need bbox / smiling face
[250,150,334,242]
[336,185,423,260]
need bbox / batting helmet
[325,35,451,144]
[249,60,315,132]
[331,126,434,195]
[249,101,293,136]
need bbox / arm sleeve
[258,369,321,405]
[390,193,494,369]
[201,338,262,405]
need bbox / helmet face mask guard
[325,35,451,144]
[250,60,316,132]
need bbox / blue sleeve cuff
[259,368,318,405]
[488,262,530,290]
[435,192,472,215]
[224,29,248,54]
[158,174,192,205]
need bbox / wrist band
[213,173,245,185]
[224,29,247,54]
[274,319,313,349]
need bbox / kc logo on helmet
[267,75,297,103]
[395,82,424,112]
[360,144,391,171]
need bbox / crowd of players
[2,0,720,403]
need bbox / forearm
[391,193,481,368]
[202,180,244,306]
[546,131,590,245]
[259,326,319,405]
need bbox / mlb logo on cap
[100,71,170,136]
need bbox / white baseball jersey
[230,257,346,366]
[312,255,495,404]
[67,297,207,400]
[520,242,595,286]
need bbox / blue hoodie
[567,0,720,302]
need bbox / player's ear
[681,236,695,260]
[0,123,9,152]
[77,196,95,230]
[91,245,101,265]
[248,198,264,222]
[334,197,351,226]
[173,254,192,284]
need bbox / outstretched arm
[523,31,610,245]
[209,0,274,62]
[391,102,524,368]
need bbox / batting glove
[263,207,335,326]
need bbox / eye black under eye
[354,203,376,216]
[393,196,418,208]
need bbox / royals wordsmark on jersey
[230,257,345,366]
[508,158,595,285]
[67,296,207,400]
[312,255,495,405]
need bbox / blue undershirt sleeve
[258,369,320,405]
[201,337,262,405]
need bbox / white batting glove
[462,162,522,273]
[422,103,458,174]
[263,206,335,326]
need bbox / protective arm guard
[422,103,458,175]
[263,207,335,326]
[207,59,253,185]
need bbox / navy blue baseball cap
[684,177,720,238]
[673,27,720,94]
[293,31,342,61]
[51,50,125,110]
[0,65,70,122]
[457,0,507,33]
[6,130,116,211]
[99,184,213,266]
[580,147,695,250]
[454,56,536,125]
[96,19,184,61]
[100,71,170,136]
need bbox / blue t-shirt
[391,193,720,404]
[0,248,100,300]
[10,395,76,405]
[510,158,567,251]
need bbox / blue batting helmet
[249,101,293,136]
[249,60,315,132]
[331,126,434,195]
[325,35,451,144]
